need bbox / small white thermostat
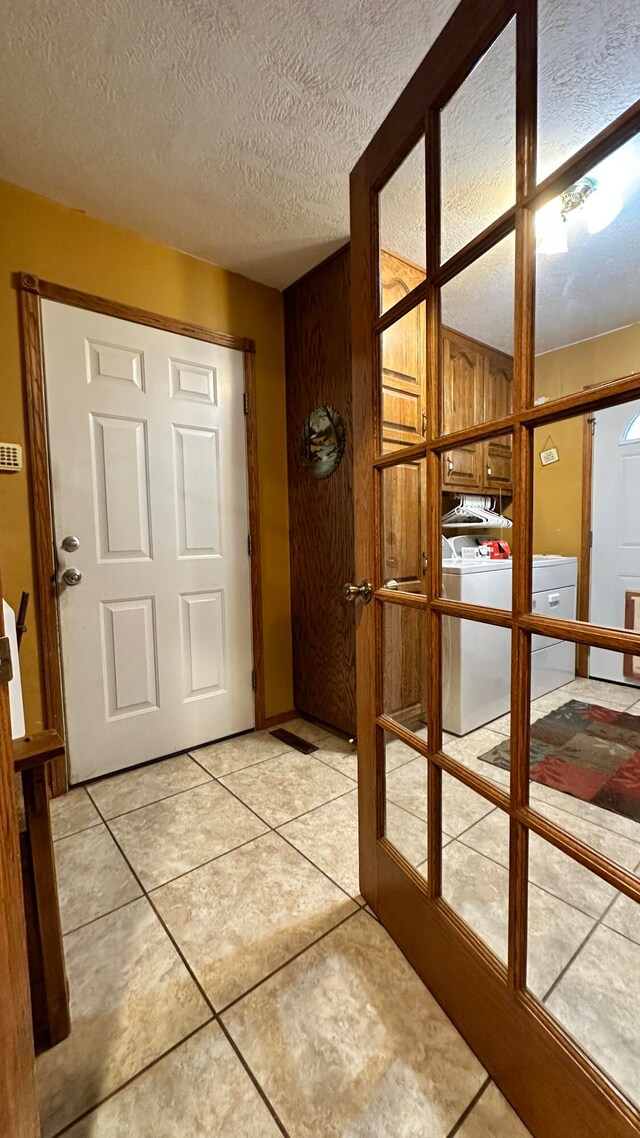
[0,443,23,472]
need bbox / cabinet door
[443,443,482,487]
[442,332,484,433]
[483,351,513,491]
[442,332,483,488]
[380,252,425,452]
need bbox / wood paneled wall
[284,246,356,736]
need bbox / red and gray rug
[482,699,640,822]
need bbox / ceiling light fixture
[536,174,623,254]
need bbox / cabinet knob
[487,465,492,477]
[447,458,453,472]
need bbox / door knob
[343,580,372,604]
[62,567,82,586]
[383,579,399,590]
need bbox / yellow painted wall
[533,322,640,559]
[0,179,293,732]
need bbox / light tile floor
[39,693,640,1133]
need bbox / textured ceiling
[1,0,639,353]
[0,0,457,288]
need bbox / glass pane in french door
[379,302,426,455]
[526,636,640,880]
[381,459,426,595]
[381,602,428,743]
[440,232,515,435]
[527,836,640,1110]
[381,599,429,879]
[441,771,509,964]
[378,136,426,314]
[537,0,640,182]
[440,18,516,263]
[383,728,429,882]
[534,131,640,404]
[440,616,512,792]
[531,398,640,636]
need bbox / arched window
[622,411,640,443]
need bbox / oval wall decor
[299,405,346,480]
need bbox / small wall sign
[539,435,559,466]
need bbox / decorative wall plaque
[299,406,346,480]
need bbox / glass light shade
[536,199,568,254]
[583,188,624,234]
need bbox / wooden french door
[351,1,640,1136]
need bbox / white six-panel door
[41,301,254,783]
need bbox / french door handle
[343,580,373,604]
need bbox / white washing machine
[442,554,577,735]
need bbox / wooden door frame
[577,379,640,677]
[15,272,266,795]
[351,0,640,1135]
[0,572,40,1137]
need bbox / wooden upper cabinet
[380,251,425,453]
[442,332,513,493]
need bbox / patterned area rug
[481,699,640,822]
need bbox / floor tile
[530,801,640,885]
[457,1083,532,1137]
[88,754,211,819]
[385,736,421,772]
[278,790,363,898]
[191,730,293,777]
[281,717,331,743]
[35,898,210,1138]
[314,744,358,781]
[320,732,356,752]
[223,910,486,1138]
[443,729,511,790]
[442,843,595,994]
[442,727,507,764]
[559,678,640,711]
[54,824,141,933]
[529,778,640,844]
[219,752,355,827]
[65,1021,281,1137]
[385,757,429,820]
[487,688,574,738]
[442,774,497,837]
[277,790,428,900]
[152,832,356,1009]
[386,757,493,834]
[50,787,100,840]
[108,780,268,890]
[545,925,640,1108]
[602,891,640,946]
[460,806,640,918]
